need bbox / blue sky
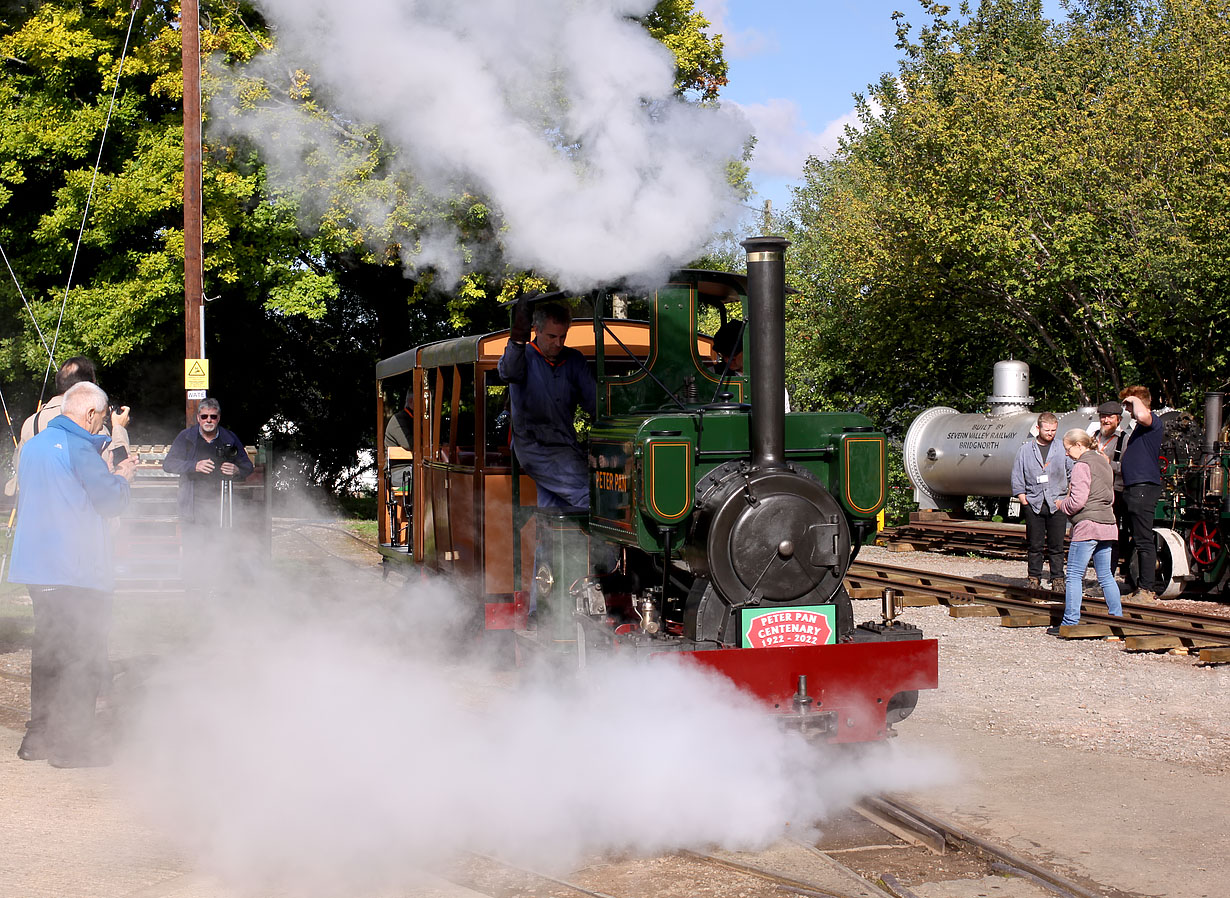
[697,0,1068,216]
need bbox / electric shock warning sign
[741,605,836,648]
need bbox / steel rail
[680,849,858,898]
[846,560,1230,645]
[867,795,1115,898]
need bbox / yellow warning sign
[184,358,210,390]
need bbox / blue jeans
[1064,539,1123,625]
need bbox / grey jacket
[1010,438,1073,513]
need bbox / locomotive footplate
[655,639,939,743]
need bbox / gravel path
[858,545,1230,774]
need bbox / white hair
[62,381,108,417]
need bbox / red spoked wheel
[1188,521,1222,567]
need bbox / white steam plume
[117,576,955,897]
[212,0,752,289]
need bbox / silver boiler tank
[903,361,1098,510]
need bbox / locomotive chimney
[742,235,789,470]
[1204,392,1224,460]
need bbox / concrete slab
[912,875,1056,898]
[706,839,887,898]
[897,721,1228,898]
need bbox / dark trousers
[1111,490,1128,576]
[1123,482,1163,592]
[27,586,113,754]
[1023,503,1067,580]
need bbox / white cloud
[736,97,884,181]
[693,0,775,57]
[735,99,845,178]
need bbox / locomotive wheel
[1188,521,1222,568]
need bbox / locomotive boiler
[374,236,938,743]
[903,361,1098,510]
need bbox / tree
[786,0,1230,427]
[0,0,734,492]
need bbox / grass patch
[340,519,378,543]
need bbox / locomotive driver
[497,297,596,510]
[498,297,597,624]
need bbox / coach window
[448,365,476,467]
[484,370,511,468]
[430,367,449,463]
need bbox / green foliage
[787,0,1230,434]
[640,0,729,102]
[0,1,733,493]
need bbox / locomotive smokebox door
[705,469,852,605]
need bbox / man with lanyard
[1011,411,1072,590]
[1093,400,1128,575]
[1118,386,1166,601]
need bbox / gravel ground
[858,545,1230,774]
[2,532,1227,897]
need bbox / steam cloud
[211,0,753,288]
[118,573,954,897]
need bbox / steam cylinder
[903,362,1096,510]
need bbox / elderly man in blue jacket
[9,381,137,767]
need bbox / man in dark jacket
[1118,386,1166,601]
[162,397,254,527]
[497,300,595,509]
[9,382,136,766]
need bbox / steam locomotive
[1150,393,1230,597]
[374,237,938,742]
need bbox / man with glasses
[162,398,254,531]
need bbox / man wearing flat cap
[1093,400,1128,576]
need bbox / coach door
[420,363,481,577]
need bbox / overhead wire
[0,242,55,367]
[38,0,144,405]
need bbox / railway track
[847,559,1230,663]
[275,522,1230,665]
[878,520,1030,559]
[422,794,1130,898]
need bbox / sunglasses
[199,413,219,420]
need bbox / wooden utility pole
[182,0,203,428]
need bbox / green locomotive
[375,237,937,743]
